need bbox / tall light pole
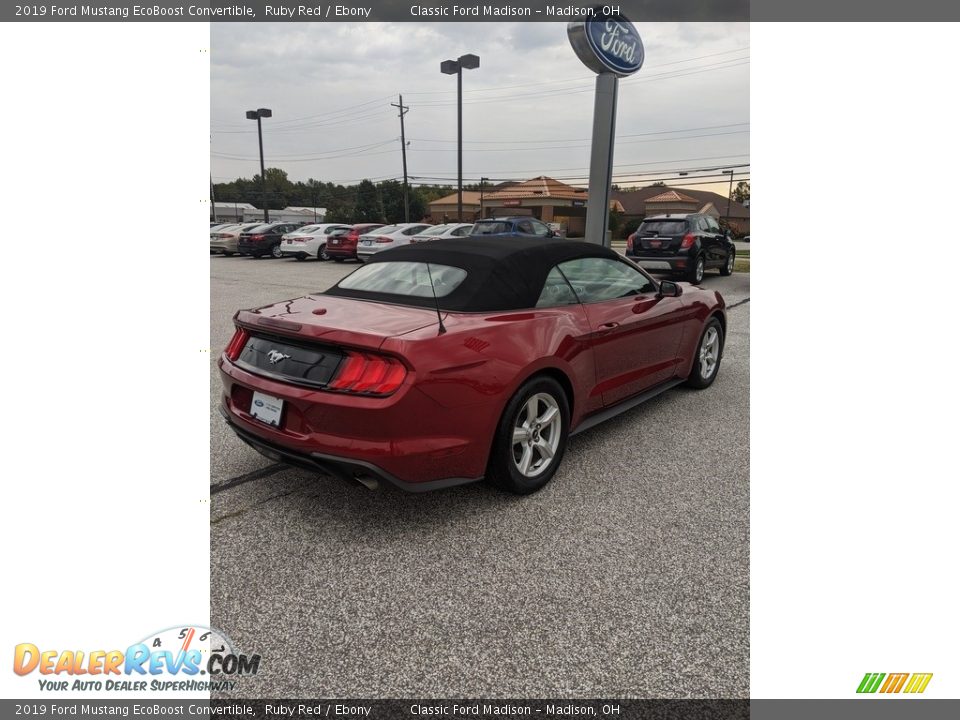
[246,108,272,222]
[479,176,489,220]
[441,53,479,222]
[722,169,734,223]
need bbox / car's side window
[517,220,535,234]
[557,257,656,303]
[531,220,550,237]
[706,216,721,233]
[536,267,580,308]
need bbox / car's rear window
[638,220,687,235]
[471,221,512,235]
[369,224,402,235]
[245,224,272,233]
[419,225,451,236]
[297,225,322,233]
[337,262,467,298]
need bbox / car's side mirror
[658,280,682,298]
[547,230,556,238]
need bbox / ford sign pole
[585,74,618,247]
[568,16,644,247]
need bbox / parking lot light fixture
[246,108,273,222]
[441,54,480,221]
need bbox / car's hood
[235,295,443,350]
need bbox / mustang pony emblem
[267,350,290,365]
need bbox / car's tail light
[249,234,265,242]
[679,233,696,249]
[374,236,393,244]
[225,327,250,361]
[328,352,407,396]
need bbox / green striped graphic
[856,672,886,693]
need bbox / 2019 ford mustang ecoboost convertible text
[218,237,727,494]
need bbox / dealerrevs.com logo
[857,672,933,694]
[13,625,260,692]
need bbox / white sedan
[409,223,474,243]
[355,223,432,259]
[280,223,352,261]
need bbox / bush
[621,217,644,239]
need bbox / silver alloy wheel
[695,257,705,283]
[511,393,562,478]
[699,326,720,380]
[271,244,283,258]
[319,244,329,261]
[727,253,735,273]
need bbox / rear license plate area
[250,391,284,427]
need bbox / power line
[409,122,749,146]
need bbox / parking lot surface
[210,252,749,698]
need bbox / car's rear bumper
[324,247,356,259]
[219,406,481,492]
[627,253,689,272]
[238,241,261,255]
[356,246,388,257]
[218,358,492,490]
[280,240,319,258]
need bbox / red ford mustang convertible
[219,237,726,494]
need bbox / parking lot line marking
[211,463,286,495]
[727,297,750,309]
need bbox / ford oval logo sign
[568,17,644,78]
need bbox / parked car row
[211,217,561,263]
[211,213,737,286]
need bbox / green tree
[733,181,750,204]
[353,180,381,222]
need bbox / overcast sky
[211,22,749,194]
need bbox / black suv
[238,222,304,258]
[626,213,735,284]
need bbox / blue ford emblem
[254,399,264,407]
[568,16,644,78]
[586,20,643,75]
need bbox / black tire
[294,255,306,262]
[487,376,570,495]
[223,252,234,257]
[685,317,724,389]
[688,254,706,284]
[720,250,735,276]
[333,257,345,263]
[269,244,283,259]
[318,244,329,261]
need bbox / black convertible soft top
[324,236,621,312]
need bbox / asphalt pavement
[210,251,750,698]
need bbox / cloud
[211,22,749,191]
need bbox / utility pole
[210,175,218,222]
[724,170,734,222]
[391,95,410,222]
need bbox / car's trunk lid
[235,295,442,352]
